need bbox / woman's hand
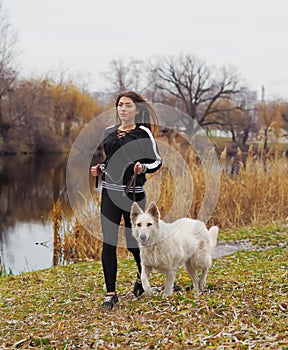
[134,162,143,174]
[90,164,101,177]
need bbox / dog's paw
[164,289,173,297]
[199,284,206,292]
[142,283,152,296]
[145,287,152,296]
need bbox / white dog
[131,201,219,297]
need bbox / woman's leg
[101,243,117,293]
[101,190,122,293]
[123,193,146,297]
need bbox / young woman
[91,91,162,311]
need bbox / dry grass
[214,145,288,228]
[51,141,288,262]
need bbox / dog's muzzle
[140,234,148,246]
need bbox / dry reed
[213,145,288,228]
[51,140,288,262]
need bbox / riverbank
[1,224,287,349]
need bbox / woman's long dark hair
[115,91,159,135]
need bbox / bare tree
[149,54,240,129]
[256,101,284,159]
[232,87,258,146]
[7,79,56,152]
[103,57,148,95]
[0,1,18,129]
[280,102,288,139]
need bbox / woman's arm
[138,125,162,174]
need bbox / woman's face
[117,96,138,125]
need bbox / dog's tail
[208,226,219,251]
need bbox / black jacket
[100,124,162,189]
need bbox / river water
[0,147,225,275]
[0,154,70,275]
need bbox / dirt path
[213,240,265,259]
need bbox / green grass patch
[0,224,287,349]
[220,223,287,247]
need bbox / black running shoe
[133,274,144,297]
[100,294,118,311]
[173,284,181,292]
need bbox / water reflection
[0,154,69,275]
[1,222,53,274]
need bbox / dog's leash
[96,162,139,201]
[124,164,138,202]
[95,164,99,188]
[95,163,106,188]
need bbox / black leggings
[101,188,146,293]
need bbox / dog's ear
[146,201,160,221]
[130,202,143,224]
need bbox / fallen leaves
[0,224,287,349]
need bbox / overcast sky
[3,0,288,100]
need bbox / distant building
[261,85,265,102]
[232,87,258,110]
